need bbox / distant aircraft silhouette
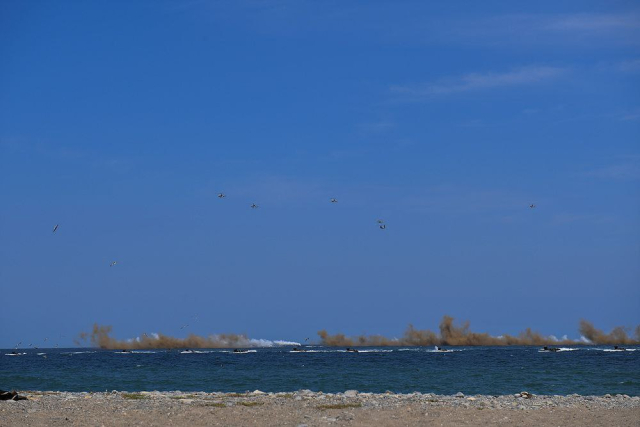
[330,198,338,203]
[218,193,226,198]
[109,261,117,267]
[251,203,258,209]
[53,224,59,233]
[530,204,536,208]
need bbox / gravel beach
[1,390,638,426]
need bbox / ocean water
[2,346,638,396]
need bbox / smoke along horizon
[77,317,640,349]
[77,324,277,349]
[317,316,640,347]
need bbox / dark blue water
[2,346,638,395]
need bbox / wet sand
[1,390,639,426]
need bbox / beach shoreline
[2,390,638,426]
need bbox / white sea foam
[274,340,302,346]
[4,353,26,356]
[538,347,579,352]
[248,339,301,347]
[396,347,464,352]
[61,351,96,355]
[428,346,460,353]
[289,349,392,353]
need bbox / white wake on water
[249,339,301,347]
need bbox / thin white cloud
[391,66,566,97]
[552,213,615,225]
[405,186,537,215]
[444,13,640,46]
[545,14,639,32]
[357,121,395,133]
[594,58,640,74]
[621,110,640,121]
[585,157,640,180]
[617,59,640,73]
[170,3,640,47]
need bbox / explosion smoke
[77,324,257,349]
[77,316,640,349]
[578,320,640,345]
[318,316,640,347]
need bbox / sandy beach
[1,390,638,427]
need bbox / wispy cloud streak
[443,13,640,46]
[391,66,566,98]
[585,162,640,181]
[544,14,640,32]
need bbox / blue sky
[1,0,638,348]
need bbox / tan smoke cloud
[77,324,256,349]
[578,320,640,345]
[77,316,640,349]
[318,316,640,347]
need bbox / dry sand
[1,390,639,427]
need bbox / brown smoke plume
[578,320,640,345]
[318,316,640,347]
[77,324,258,349]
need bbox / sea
[2,346,638,396]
